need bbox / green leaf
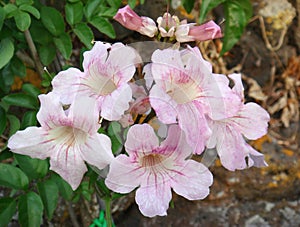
[128,0,136,9]
[68,0,81,2]
[220,0,251,55]
[22,83,41,98]
[89,17,116,39]
[0,163,29,190]
[3,4,18,18]
[53,33,72,59]
[50,174,74,200]
[37,43,56,65]
[73,23,93,49]
[16,0,33,6]
[37,179,59,220]
[0,38,14,70]
[19,5,40,19]
[30,19,53,44]
[107,0,121,8]
[2,93,38,109]
[14,11,31,31]
[11,56,26,78]
[182,0,195,14]
[7,114,20,136]
[21,110,37,128]
[0,198,17,227]
[18,192,44,227]
[98,7,117,18]
[107,122,122,154]
[65,2,83,26]
[0,106,6,135]
[199,0,225,23]
[0,7,6,31]
[14,154,49,180]
[84,0,104,20]
[41,6,65,36]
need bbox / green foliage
[0,163,29,190]
[0,38,14,70]
[0,198,17,227]
[73,22,94,49]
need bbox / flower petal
[8,127,53,159]
[37,92,68,129]
[149,85,178,124]
[231,102,270,140]
[49,145,87,190]
[135,182,172,217]
[83,41,110,71]
[100,83,132,121]
[51,68,83,105]
[105,154,143,193]
[171,160,213,200]
[177,102,211,154]
[68,96,100,133]
[125,124,159,155]
[228,73,244,101]
[80,133,113,169]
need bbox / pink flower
[157,13,180,37]
[206,74,270,171]
[8,92,113,190]
[105,124,213,217]
[52,41,141,121]
[149,46,226,154]
[175,20,222,42]
[114,5,157,37]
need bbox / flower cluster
[114,5,222,42]
[7,6,270,218]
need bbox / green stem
[105,197,113,227]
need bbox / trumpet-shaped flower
[157,13,180,37]
[52,41,141,121]
[206,74,270,171]
[175,20,222,43]
[105,124,213,217]
[114,5,157,37]
[149,46,225,154]
[8,92,113,190]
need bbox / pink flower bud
[114,5,157,37]
[176,20,222,42]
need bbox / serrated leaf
[0,7,6,31]
[14,11,31,31]
[19,5,40,19]
[41,6,65,36]
[53,33,72,59]
[0,38,14,70]
[14,154,48,180]
[65,2,83,26]
[7,114,20,136]
[37,179,59,220]
[3,4,18,18]
[199,0,225,23]
[89,17,116,39]
[50,174,74,200]
[182,0,195,14]
[37,43,56,65]
[16,0,33,6]
[2,93,38,109]
[18,192,43,227]
[73,23,93,49]
[220,0,250,55]
[0,106,6,135]
[0,163,29,190]
[0,198,17,227]
[22,83,41,98]
[84,0,103,20]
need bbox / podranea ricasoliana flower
[52,41,141,121]
[8,92,113,190]
[114,5,157,37]
[105,124,213,217]
[206,74,270,171]
[149,46,225,154]
[157,12,180,37]
[175,20,223,43]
